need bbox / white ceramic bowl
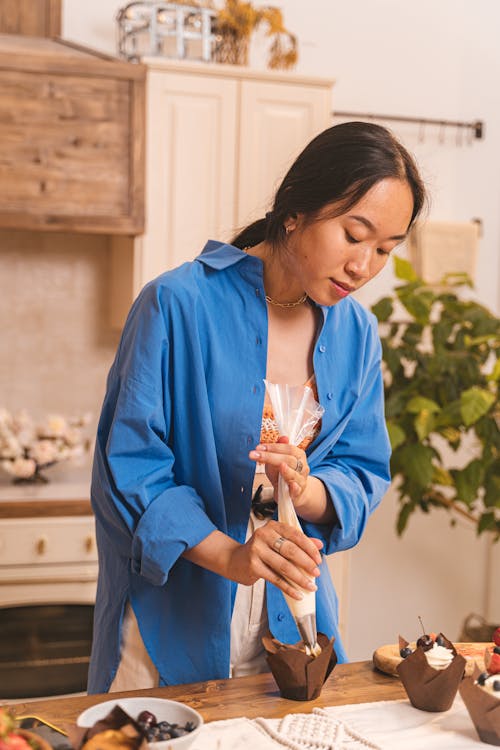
[76,697,203,750]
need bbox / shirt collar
[195,239,329,320]
[195,240,248,269]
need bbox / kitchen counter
[11,661,405,726]
[0,464,92,517]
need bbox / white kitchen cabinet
[110,60,334,327]
[237,78,333,225]
[0,515,97,607]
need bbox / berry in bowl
[76,698,203,750]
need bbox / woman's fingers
[249,442,310,503]
[269,522,322,568]
[232,521,323,599]
[257,523,321,585]
[262,565,309,601]
[250,443,309,475]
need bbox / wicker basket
[459,613,499,643]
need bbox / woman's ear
[284,213,300,233]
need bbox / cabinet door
[139,70,238,284]
[237,80,332,227]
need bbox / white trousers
[109,513,270,691]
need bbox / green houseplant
[371,257,500,540]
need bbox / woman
[88,121,425,692]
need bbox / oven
[0,514,97,700]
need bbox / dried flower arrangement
[0,408,92,484]
[214,0,297,68]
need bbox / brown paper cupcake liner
[262,631,337,701]
[397,633,466,712]
[67,706,147,750]
[459,665,500,746]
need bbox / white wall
[62,0,500,659]
[62,0,500,315]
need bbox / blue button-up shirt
[88,240,390,692]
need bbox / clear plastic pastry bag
[264,380,325,656]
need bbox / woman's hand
[249,436,337,525]
[227,519,322,601]
[249,436,309,507]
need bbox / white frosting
[284,584,315,617]
[477,674,500,699]
[424,642,454,670]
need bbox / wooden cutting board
[373,642,488,677]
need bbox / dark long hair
[232,121,426,249]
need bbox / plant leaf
[387,421,406,450]
[406,396,441,414]
[393,255,418,282]
[414,410,436,440]
[477,511,497,535]
[434,400,464,429]
[432,465,453,486]
[371,297,393,322]
[396,502,414,536]
[440,271,473,288]
[437,426,462,448]
[397,288,434,324]
[460,386,496,426]
[484,466,500,508]
[396,443,435,489]
[451,460,484,505]
[487,357,500,382]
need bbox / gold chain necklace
[265,293,308,308]
[242,246,307,309]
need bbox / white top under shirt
[109,468,273,691]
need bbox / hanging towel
[408,220,480,283]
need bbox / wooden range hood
[0,32,145,235]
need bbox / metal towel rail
[332,110,483,142]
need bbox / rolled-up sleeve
[92,285,217,587]
[304,324,391,552]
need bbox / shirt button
[255,336,262,345]
[319,344,326,353]
[255,289,261,297]
[277,613,285,622]
[247,436,252,445]
[252,385,257,394]
[240,486,245,493]
[327,392,333,400]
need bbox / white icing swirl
[424,642,454,670]
[476,674,500,699]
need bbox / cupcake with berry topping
[459,627,500,746]
[396,620,466,712]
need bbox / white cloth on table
[190,713,380,750]
[319,697,484,749]
[188,696,487,750]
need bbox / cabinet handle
[85,535,95,553]
[36,535,48,555]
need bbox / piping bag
[264,380,325,657]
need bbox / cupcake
[396,632,466,712]
[262,632,337,701]
[459,629,500,745]
[68,707,147,750]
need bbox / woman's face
[285,178,414,307]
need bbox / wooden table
[12,661,405,729]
